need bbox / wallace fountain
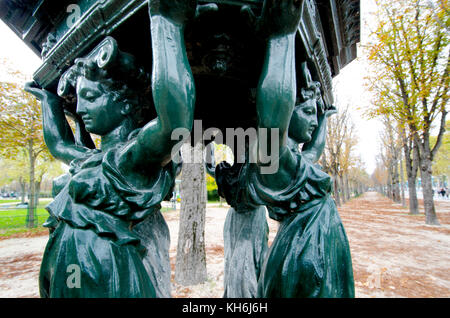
[1,0,360,298]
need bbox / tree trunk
[399,154,406,208]
[339,175,346,204]
[420,165,440,225]
[175,141,207,285]
[19,177,26,204]
[35,180,41,207]
[344,174,350,201]
[349,180,354,197]
[392,158,400,203]
[438,176,444,188]
[407,175,419,214]
[27,142,36,228]
[418,138,440,225]
[404,137,419,214]
[387,167,393,200]
[333,173,341,207]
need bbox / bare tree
[323,105,358,205]
[379,115,402,203]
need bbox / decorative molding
[33,0,148,88]
[10,0,359,103]
[338,0,360,46]
[315,0,360,77]
[298,0,334,105]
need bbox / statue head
[58,37,152,138]
[288,63,322,144]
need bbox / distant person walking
[438,187,447,199]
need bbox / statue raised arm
[24,81,95,165]
[24,0,197,298]
[232,0,355,298]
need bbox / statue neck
[287,137,300,154]
[100,124,130,151]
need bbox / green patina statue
[206,143,269,298]
[19,0,356,298]
[24,0,197,297]
[247,0,354,297]
[213,0,355,298]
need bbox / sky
[0,21,41,82]
[332,0,380,174]
[0,1,381,173]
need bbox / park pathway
[0,192,449,298]
[338,191,450,297]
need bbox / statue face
[76,77,125,136]
[288,99,318,144]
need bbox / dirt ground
[0,192,449,298]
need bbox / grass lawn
[0,207,48,228]
[160,207,173,213]
[0,206,48,238]
[0,203,176,239]
[0,199,20,204]
[0,226,48,239]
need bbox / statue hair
[58,37,153,128]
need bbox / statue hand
[24,81,61,104]
[149,0,197,26]
[315,106,336,128]
[195,3,218,18]
[243,0,303,38]
[324,105,337,118]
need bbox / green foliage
[366,0,449,212]
[0,82,46,156]
[207,189,220,201]
[206,174,220,201]
[431,120,450,177]
[0,152,63,188]
[0,73,62,227]
[205,143,234,202]
[366,0,449,134]
[0,157,25,187]
[206,174,217,191]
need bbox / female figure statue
[206,143,269,298]
[236,0,355,297]
[24,0,197,297]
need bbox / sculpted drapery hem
[40,140,178,298]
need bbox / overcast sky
[0,21,41,82]
[332,0,380,174]
[0,1,381,173]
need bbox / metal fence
[0,200,179,230]
[0,202,48,229]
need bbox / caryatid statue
[211,0,355,298]
[21,0,356,298]
[25,0,198,297]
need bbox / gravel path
[0,236,47,297]
[0,193,449,298]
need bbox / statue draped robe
[217,147,355,298]
[40,133,177,298]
